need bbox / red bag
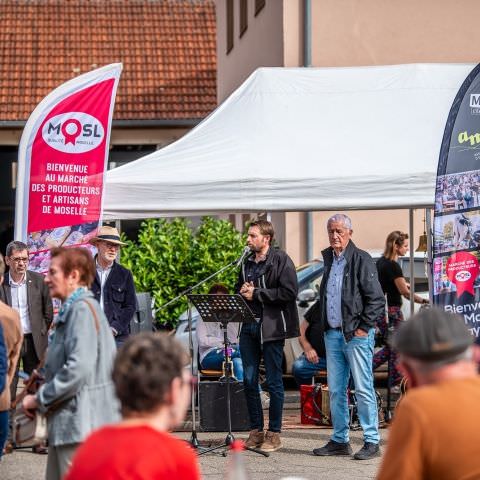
[300,384,332,426]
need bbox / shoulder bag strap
[81,299,100,333]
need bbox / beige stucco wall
[311,0,480,66]
[215,0,480,265]
[215,0,284,103]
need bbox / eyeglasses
[10,257,29,264]
[327,229,348,237]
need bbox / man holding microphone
[237,219,299,453]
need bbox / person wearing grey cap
[377,308,480,480]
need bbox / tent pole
[409,209,415,316]
[426,208,433,301]
[304,0,313,262]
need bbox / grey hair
[6,241,28,257]
[402,346,474,375]
[327,214,352,230]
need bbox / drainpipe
[304,0,313,261]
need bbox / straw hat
[89,225,126,246]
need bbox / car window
[296,260,324,293]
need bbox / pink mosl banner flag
[15,63,122,273]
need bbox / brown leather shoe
[259,431,282,452]
[3,441,14,454]
[245,429,264,448]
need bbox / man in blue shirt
[312,214,385,461]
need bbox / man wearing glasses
[1,240,53,454]
[2,241,53,389]
[89,226,137,348]
[311,214,384,461]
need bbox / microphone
[236,246,252,266]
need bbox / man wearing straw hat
[89,226,137,347]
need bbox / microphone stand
[157,251,250,451]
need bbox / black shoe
[353,442,380,460]
[313,440,353,456]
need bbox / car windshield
[296,260,324,292]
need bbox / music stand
[188,294,269,457]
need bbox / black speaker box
[199,381,250,432]
[130,292,154,335]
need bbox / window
[226,0,234,53]
[240,0,248,37]
[255,0,265,16]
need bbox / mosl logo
[455,270,471,282]
[42,112,104,153]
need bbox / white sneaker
[260,391,270,409]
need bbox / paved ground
[1,427,388,480]
[2,384,395,479]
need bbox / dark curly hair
[112,332,188,417]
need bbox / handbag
[13,408,47,445]
[12,365,48,446]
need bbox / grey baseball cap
[393,308,473,362]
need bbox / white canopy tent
[103,63,473,219]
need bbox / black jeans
[240,322,284,432]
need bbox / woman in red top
[65,332,200,480]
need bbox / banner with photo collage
[433,63,480,340]
[15,64,122,274]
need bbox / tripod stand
[158,255,249,452]
[189,294,269,457]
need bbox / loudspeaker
[130,292,154,335]
[199,381,250,432]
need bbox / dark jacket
[236,248,299,343]
[91,260,137,341]
[0,270,53,358]
[318,241,385,342]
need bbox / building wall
[311,0,480,67]
[216,0,284,103]
[215,0,480,265]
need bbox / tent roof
[103,63,474,219]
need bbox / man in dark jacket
[312,214,385,461]
[237,219,299,453]
[90,226,136,347]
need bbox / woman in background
[23,247,118,480]
[374,231,428,386]
[65,333,200,480]
[197,283,244,380]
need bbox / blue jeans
[240,322,284,432]
[292,353,327,386]
[0,410,8,459]
[201,346,244,381]
[324,328,379,444]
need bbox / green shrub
[121,217,245,329]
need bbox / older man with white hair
[312,214,385,460]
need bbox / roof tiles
[0,0,217,121]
